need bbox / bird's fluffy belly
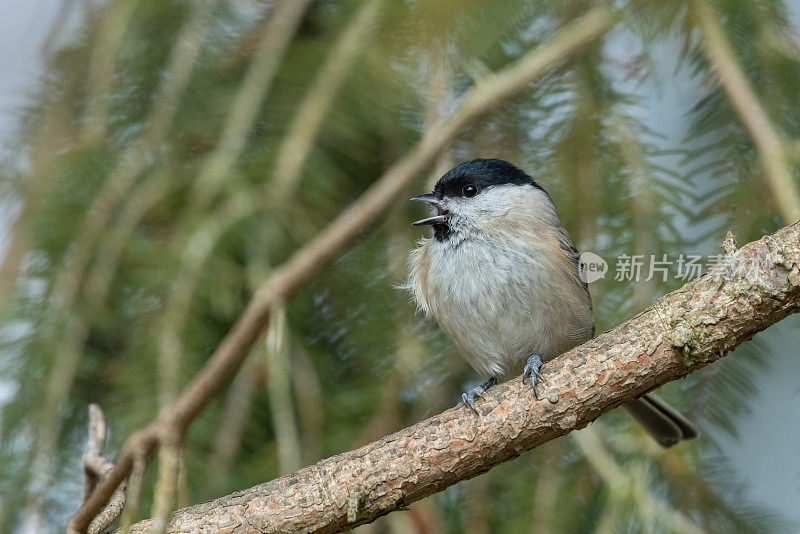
[420,238,563,380]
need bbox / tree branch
[66,9,616,532]
[694,0,800,224]
[78,405,127,534]
[271,0,385,202]
[572,428,706,534]
[186,0,314,212]
[126,222,800,533]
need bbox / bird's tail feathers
[623,393,698,448]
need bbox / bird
[407,158,697,447]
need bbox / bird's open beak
[410,194,449,226]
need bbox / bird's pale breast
[410,229,594,381]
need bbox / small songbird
[408,158,697,447]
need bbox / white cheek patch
[443,184,550,237]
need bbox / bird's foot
[462,377,497,413]
[523,354,544,399]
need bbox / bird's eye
[462,185,478,197]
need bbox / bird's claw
[461,377,497,413]
[523,354,544,399]
[461,390,482,413]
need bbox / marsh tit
[408,158,697,447]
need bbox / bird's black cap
[433,158,542,198]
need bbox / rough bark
[126,223,800,533]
